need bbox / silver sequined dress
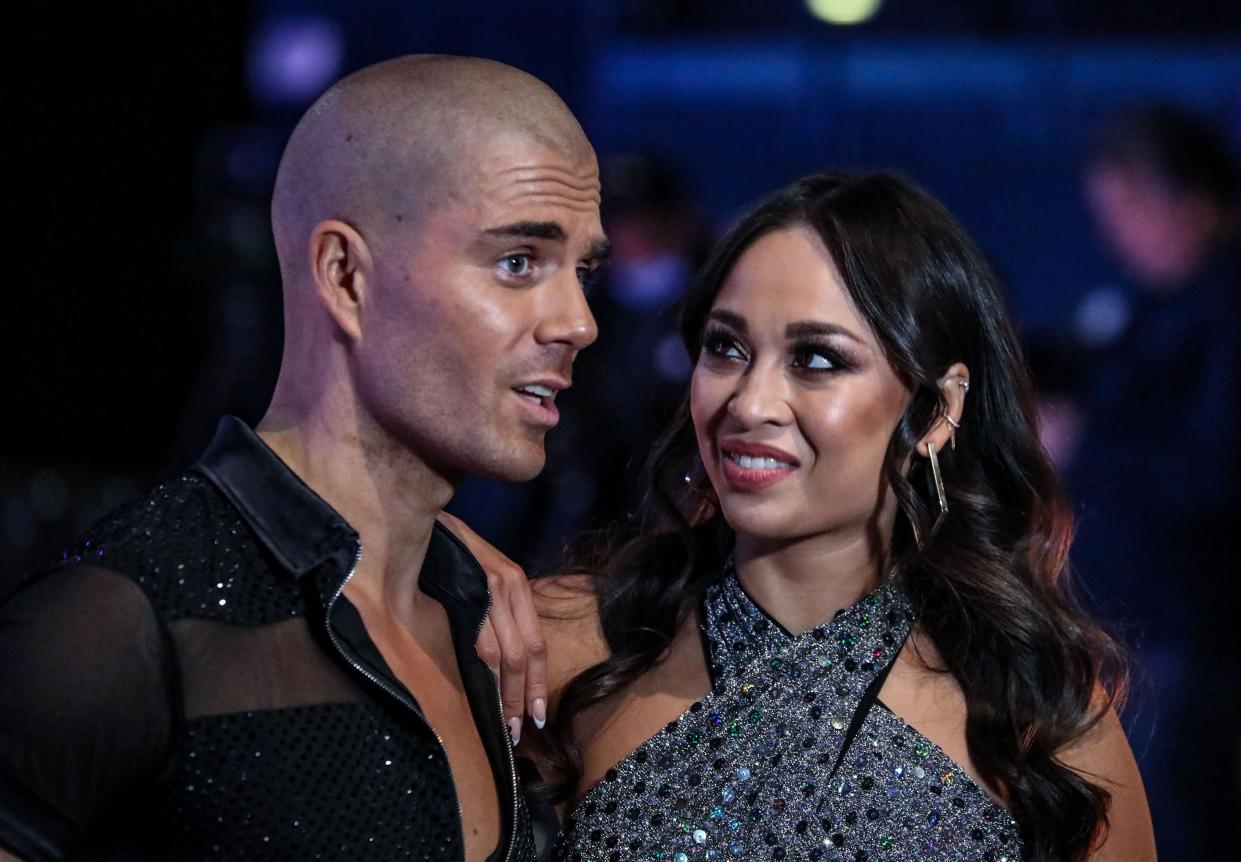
[556,574,1022,862]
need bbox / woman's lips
[718,442,798,491]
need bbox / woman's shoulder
[879,629,985,794]
[1058,694,1155,861]
[531,573,602,632]
[532,572,597,612]
[882,633,1154,860]
[531,574,610,702]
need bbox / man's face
[354,132,606,482]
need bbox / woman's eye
[792,346,843,371]
[498,254,533,277]
[705,335,746,360]
[798,351,835,370]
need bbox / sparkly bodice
[557,574,1022,862]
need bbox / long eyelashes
[701,326,748,361]
[789,338,856,373]
[700,327,855,374]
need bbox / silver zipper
[474,585,520,862]
[325,541,521,862]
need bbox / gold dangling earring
[927,442,949,540]
[945,415,959,451]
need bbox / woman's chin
[719,500,807,543]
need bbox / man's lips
[512,378,569,426]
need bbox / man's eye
[576,264,601,292]
[498,254,533,277]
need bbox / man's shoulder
[41,471,302,624]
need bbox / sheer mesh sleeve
[0,565,178,861]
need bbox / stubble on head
[270,54,594,286]
[263,55,601,490]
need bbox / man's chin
[480,444,546,483]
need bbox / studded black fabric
[65,473,304,624]
[0,417,535,862]
[557,573,1022,862]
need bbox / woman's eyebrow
[707,308,747,332]
[785,320,863,344]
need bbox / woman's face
[690,226,911,544]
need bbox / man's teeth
[727,452,792,471]
[517,384,554,398]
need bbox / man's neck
[256,403,455,617]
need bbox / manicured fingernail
[508,716,522,746]
[532,698,546,730]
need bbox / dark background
[5,0,1238,567]
[3,4,1239,857]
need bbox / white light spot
[806,0,883,25]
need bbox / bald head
[271,55,594,286]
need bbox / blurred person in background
[1044,104,1240,860]
[568,155,710,524]
[450,154,707,570]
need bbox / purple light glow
[246,15,345,107]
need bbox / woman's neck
[732,529,885,634]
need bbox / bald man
[0,56,606,862]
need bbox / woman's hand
[436,512,547,746]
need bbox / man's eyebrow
[785,320,864,343]
[482,221,566,241]
[707,309,747,332]
[585,238,612,262]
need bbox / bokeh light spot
[806,0,883,26]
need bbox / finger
[505,573,548,731]
[475,619,501,675]
[487,594,527,746]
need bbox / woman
[522,171,1152,862]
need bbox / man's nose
[533,271,598,351]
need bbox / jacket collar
[193,417,490,616]
[194,416,356,576]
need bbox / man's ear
[307,219,372,342]
[915,361,970,457]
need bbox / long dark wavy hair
[544,171,1127,862]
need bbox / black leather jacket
[0,416,535,861]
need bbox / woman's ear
[915,362,970,457]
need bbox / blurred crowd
[1030,106,1240,857]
